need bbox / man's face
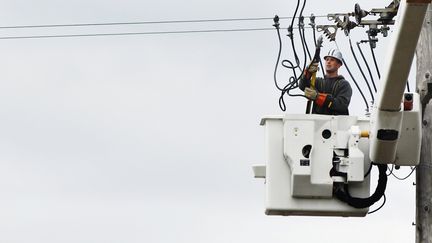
[325,57,342,73]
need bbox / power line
[0,15,327,29]
[0,27,310,40]
[0,24,315,39]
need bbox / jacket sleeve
[299,70,311,91]
[315,80,352,113]
[299,71,323,92]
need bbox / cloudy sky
[0,0,421,242]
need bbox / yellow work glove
[305,87,318,100]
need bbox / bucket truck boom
[370,0,429,164]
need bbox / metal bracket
[327,13,359,36]
[364,0,399,25]
[359,19,395,26]
[327,13,354,22]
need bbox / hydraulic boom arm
[370,0,431,164]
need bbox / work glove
[304,87,318,100]
[307,62,319,73]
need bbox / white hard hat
[324,48,343,65]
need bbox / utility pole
[416,4,432,243]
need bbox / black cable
[342,58,370,112]
[301,25,312,60]
[289,0,309,96]
[297,0,309,76]
[272,0,323,111]
[273,16,306,111]
[334,164,387,209]
[278,76,307,110]
[357,42,377,93]
[273,18,285,92]
[390,166,417,180]
[298,0,312,61]
[369,36,381,79]
[272,0,309,111]
[273,19,291,111]
[387,164,394,176]
[386,164,416,180]
[407,81,411,93]
[286,0,302,70]
[312,25,325,78]
[349,38,374,102]
[295,39,307,77]
[364,162,373,178]
[283,78,306,97]
[368,194,386,214]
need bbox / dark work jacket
[299,75,352,115]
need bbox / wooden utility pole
[416,4,432,243]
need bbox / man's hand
[307,62,319,73]
[305,87,318,100]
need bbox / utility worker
[299,49,352,115]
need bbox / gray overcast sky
[0,1,419,242]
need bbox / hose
[333,164,387,209]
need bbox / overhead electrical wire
[368,36,381,79]
[272,0,313,111]
[365,37,412,93]
[287,0,302,69]
[0,16,328,30]
[357,41,377,93]
[300,17,312,61]
[348,37,375,102]
[335,41,370,112]
[0,17,318,40]
[298,0,312,61]
[0,27,297,40]
[342,58,370,112]
[273,18,286,92]
[273,16,305,111]
[297,0,309,73]
[0,14,329,40]
[274,0,315,111]
[311,16,325,78]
